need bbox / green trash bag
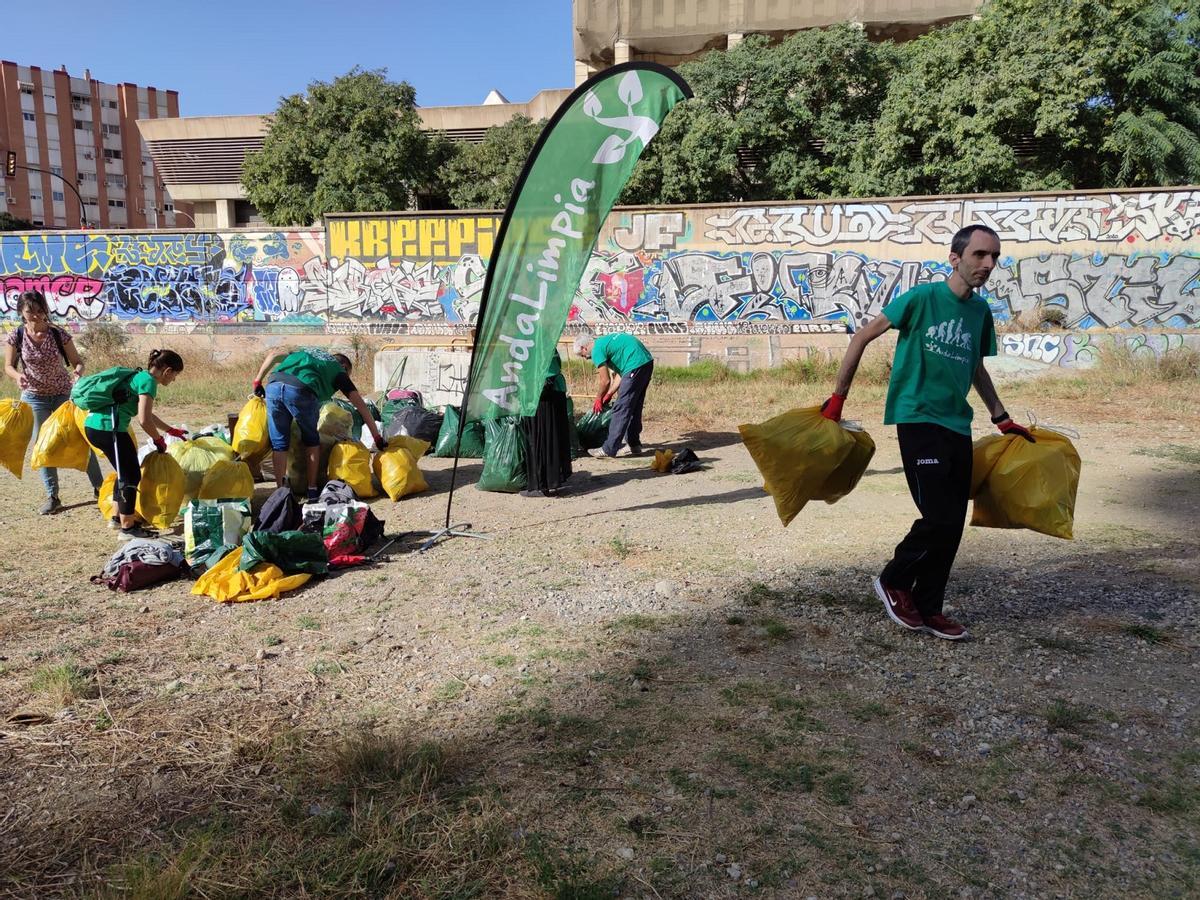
[575,406,613,451]
[432,405,486,459]
[566,397,585,460]
[238,530,328,575]
[477,417,527,493]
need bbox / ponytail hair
[148,348,184,373]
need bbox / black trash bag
[386,405,443,446]
[478,417,528,493]
[432,405,486,458]
[669,448,702,474]
[575,406,613,451]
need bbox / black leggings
[84,427,140,516]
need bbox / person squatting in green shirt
[821,225,1034,642]
[82,349,187,541]
[573,331,655,458]
[253,348,388,500]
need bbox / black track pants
[879,422,973,617]
[85,427,140,516]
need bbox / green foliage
[242,68,442,226]
[623,27,894,204]
[0,212,35,232]
[443,115,543,209]
[850,0,1200,195]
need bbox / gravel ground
[0,386,1197,898]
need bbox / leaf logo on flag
[584,72,663,165]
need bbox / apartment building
[0,60,186,229]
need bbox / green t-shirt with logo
[84,369,158,433]
[592,333,653,376]
[882,281,997,436]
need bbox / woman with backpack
[80,349,186,540]
[3,289,104,514]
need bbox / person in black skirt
[520,349,573,497]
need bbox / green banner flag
[464,63,691,421]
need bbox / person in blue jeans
[3,290,103,514]
[573,331,655,458]
[252,348,387,498]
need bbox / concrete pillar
[574,60,594,86]
[214,199,236,229]
[614,40,631,65]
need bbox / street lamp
[3,153,90,227]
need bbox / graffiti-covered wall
[2,188,1198,336]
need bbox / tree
[442,115,543,209]
[0,213,35,232]
[622,27,896,204]
[849,0,1200,196]
[242,68,442,226]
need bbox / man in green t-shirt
[573,331,654,458]
[821,225,1033,641]
[252,348,387,499]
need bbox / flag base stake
[418,522,490,554]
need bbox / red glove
[592,397,605,414]
[998,418,1035,442]
[153,436,167,454]
[820,393,846,421]
[165,427,188,439]
[252,380,265,398]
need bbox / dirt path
[0,386,1197,898]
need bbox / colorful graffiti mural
[1,189,1198,333]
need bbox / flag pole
[419,63,692,553]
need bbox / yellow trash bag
[969,434,1010,497]
[135,450,187,530]
[384,434,429,458]
[286,425,339,493]
[0,399,34,478]
[198,458,255,501]
[169,436,235,501]
[328,442,377,498]
[971,427,1081,540]
[650,448,675,473]
[373,445,428,500]
[31,401,91,472]
[819,427,876,504]
[232,396,270,460]
[739,406,872,526]
[97,472,116,521]
[192,546,312,603]
[318,402,354,441]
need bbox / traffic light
[4,151,15,178]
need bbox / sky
[2,0,575,115]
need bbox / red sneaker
[923,613,969,641]
[873,577,925,631]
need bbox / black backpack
[14,325,68,370]
[257,486,301,534]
